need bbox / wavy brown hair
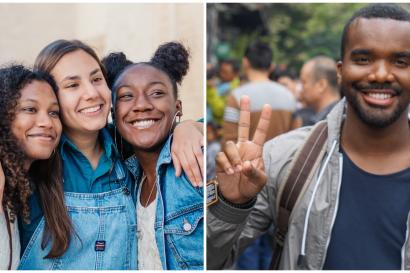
[0,64,73,258]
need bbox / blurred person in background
[207,59,240,126]
[206,121,221,181]
[298,56,341,126]
[222,42,300,147]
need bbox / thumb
[242,160,267,186]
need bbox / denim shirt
[59,128,135,193]
[19,128,137,269]
[125,135,204,270]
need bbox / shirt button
[183,219,192,231]
[123,187,130,195]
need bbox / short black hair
[244,42,273,71]
[219,58,240,73]
[341,3,410,59]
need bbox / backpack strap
[4,206,13,270]
[270,121,328,269]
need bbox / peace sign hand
[216,96,272,204]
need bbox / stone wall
[0,3,204,120]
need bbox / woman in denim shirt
[108,42,203,270]
[18,40,203,270]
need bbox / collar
[59,127,118,161]
[326,98,410,151]
[124,135,173,179]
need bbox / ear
[336,61,343,79]
[317,78,328,94]
[242,57,249,70]
[176,100,183,117]
[269,63,275,74]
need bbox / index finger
[252,104,272,146]
[238,96,251,143]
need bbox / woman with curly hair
[108,42,204,270]
[0,65,70,269]
[18,39,203,270]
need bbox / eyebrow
[148,81,167,87]
[393,52,410,58]
[116,81,167,91]
[350,49,371,56]
[21,98,59,105]
[60,68,102,83]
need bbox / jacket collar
[325,98,346,152]
[125,135,173,179]
[325,98,410,152]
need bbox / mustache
[352,82,402,95]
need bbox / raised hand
[172,120,204,187]
[0,162,4,214]
[215,96,272,204]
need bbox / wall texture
[0,3,204,120]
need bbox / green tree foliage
[214,3,369,72]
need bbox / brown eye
[49,110,60,118]
[395,59,409,67]
[23,107,36,113]
[353,57,370,64]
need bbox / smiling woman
[0,65,69,269]
[107,42,204,270]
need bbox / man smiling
[207,4,410,270]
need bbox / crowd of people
[207,3,410,270]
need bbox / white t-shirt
[137,178,163,270]
[0,211,20,269]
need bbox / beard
[341,83,408,128]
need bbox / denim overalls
[18,130,137,270]
[125,135,204,270]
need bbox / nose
[132,93,154,112]
[83,81,100,100]
[368,60,395,83]
[37,111,53,128]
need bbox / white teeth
[131,120,156,129]
[367,93,392,100]
[80,105,101,113]
[29,135,53,140]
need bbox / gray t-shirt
[0,211,20,269]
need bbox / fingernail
[227,168,234,175]
[235,165,242,172]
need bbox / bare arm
[172,120,204,187]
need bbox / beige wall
[0,3,204,120]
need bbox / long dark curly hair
[0,64,72,259]
[0,64,57,223]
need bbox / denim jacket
[125,135,204,270]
